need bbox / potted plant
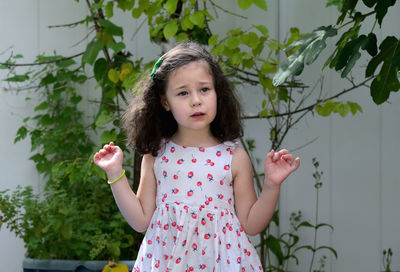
[0,55,142,271]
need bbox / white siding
[0,1,399,271]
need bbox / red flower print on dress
[187,171,193,178]
[224,164,230,170]
[177,158,184,164]
[207,173,214,181]
[170,146,175,153]
[161,156,169,163]
[205,159,215,166]
[199,147,205,152]
[216,150,222,157]
[187,189,194,197]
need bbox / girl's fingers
[266,149,274,162]
[282,154,294,165]
[292,157,300,171]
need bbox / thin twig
[208,0,248,19]
[0,52,84,67]
[243,76,373,120]
[48,18,87,29]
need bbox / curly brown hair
[123,42,243,156]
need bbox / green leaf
[189,11,205,27]
[108,68,120,83]
[99,19,123,36]
[362,0,377,8]
[181,16,194,31]
[294,245,314,253]
[242,32,259,49]
[227,36,240,49]
[70,95,82,105]
[163,22,178,40]
[82,39,104,66]
[375,0,391,26]
[56,59,76,68]
[366,36,400,104]
[117,0,135,10]
[165,0,178,14]
[14,126,28,143]
[265,235,284,265]
[278,87,288,102]
[253,24,269,37]
[238,0,253,10]
[347,101,363,114]
[297,221,314,228]
[335,35,367,75]
[91,0,104,10]
[316,246,338,259]
[208,35,219,46]
[175,32,189,43]
[34,102,49,111]
[273,25,337,86]
[107,41,126,53]
[95,109,114,127]
[316,223,334,231]
[0,64,8,69]
[94,58,108,82]
[361,33,378,56]
[341,51,361,78]
[253,0,267,11]
[105,1,114,18]
[132,7,143,18]
[60,224,73,240]
[4,74,30,82]
[100,130,117,144]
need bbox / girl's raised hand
[264,149,300,189]
[93,142,124,172]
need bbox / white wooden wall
[1,1,399,271]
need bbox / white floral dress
[133,139,263,272]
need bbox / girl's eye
[178,91,188,96]
[200,88,209,93]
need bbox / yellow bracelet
[107,169,126,185]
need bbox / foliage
[0,56,143,260]
[0,0,385,268]
[274,0,400,105]
[383,248,393,272]
[258,159,336,272]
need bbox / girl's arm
[94,143,156,232]
[232,146,300,236]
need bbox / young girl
[94,42,300,271]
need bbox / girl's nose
[191,93,201,106]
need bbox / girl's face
[162,60,217,136]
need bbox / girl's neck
[171,129,220,147]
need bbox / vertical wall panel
[1,1,400,272]
[0,1,40,272]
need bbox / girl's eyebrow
[173,81,212,90]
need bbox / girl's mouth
[191,112,205,118]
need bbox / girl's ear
[160,96,170,111]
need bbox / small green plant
[258,158,337,271]
[383,248,393,272]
